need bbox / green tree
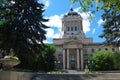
[69,0,120,46]
[34,44,56,71]
[88,50,114,71]
[99,8,120,47]
[111,52,120,70]
[0,0,48,69]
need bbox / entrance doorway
[71,62,75,69]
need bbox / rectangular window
[67,27,70,31]
[105,48,108,50]
[91,48,94,53]
[98,48,101,51]
[71,26,73,31]
[75,26,77,31]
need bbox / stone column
[67,49,69,69]
[63,49,65,69]
[81,49,84,70]
[77,48,80,70]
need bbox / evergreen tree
[99,6,120,46]
[0,0,48,69]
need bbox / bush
[111,52,120,70]
[88,50,120,71]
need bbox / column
[63,49,65,69]
[67,49,69,69]
[77,48,80,70]
[81,49,84,70]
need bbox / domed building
[53,8,119,70]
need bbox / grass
[47,70,63,74]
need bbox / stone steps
[93,78,120,80]
[31,73,120,80]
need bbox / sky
[39,0,105,43]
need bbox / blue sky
[39,0,105,43]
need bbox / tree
[88,50,114,71]
[0,0,48,69]
[99,7,120,47]
[69,0,120,46]
[111,52,120,70]
[34,44,56,71]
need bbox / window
[84,49,87,54]
[58,55,62,61]
[112,48,115,51]
[71,55,76,61]
[71,26,73,31]
[75,26,77,31]
[67,27,70,31]
[84,54,88,60]
[105,48,108,50]
[98,48,101,51]
[91,48,94,53]
[58,48,62,54]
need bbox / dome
[67,8,78,16]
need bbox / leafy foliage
[0,0,49,70]
[99,6,120,46]
[69,0,120,46]
[34,44,56,71]
[88,50,114,71]
[111,52,120,70]
[88,50,120,71]
[69,0,120,13]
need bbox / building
[53,8,119,70]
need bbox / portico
[62,48,84,70]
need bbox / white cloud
[53,33,61,38]
[43,15,62,40]
[45,28,54,38]
[97,19,104,26]
[38,0,50,8]
[82,20,90,33]
[45,28,61,39]
[44,15,62,28]
[44,0,50,8]
[92,28,96,34]
[43,40,49,43]
[74,7,91,33]
[80,12,91,33]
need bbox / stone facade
[53,8,119,70]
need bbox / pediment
[64,40,82,45]
[63,40,83,48]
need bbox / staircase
[31,73,120,80]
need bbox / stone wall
[1,71,120,80]
[0,71,33,80]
